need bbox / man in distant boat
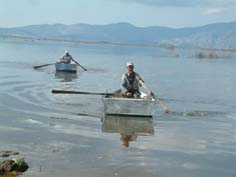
[59,50,73,64]
[121,62,143,98]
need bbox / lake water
[0,40,236,177]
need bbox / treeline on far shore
[1,35,236,59]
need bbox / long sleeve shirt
[121,71,141,93]
[60,54,73,63]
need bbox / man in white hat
[59,50,74,64]
[121,62,143,98]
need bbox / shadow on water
[55,71,78,82]
[101,115,154,147]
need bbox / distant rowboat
[102,91,156,117]
[55,62,77,73]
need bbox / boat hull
[55,63,77,73]
[102,95,155,117]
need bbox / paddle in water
[139,80,170,113]
[71,58,87,71]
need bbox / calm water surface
[0,41,236,177]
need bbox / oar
[52,89,112,96]
[71,58,87,71]
[139,80,170,113]
[33,63,55,69]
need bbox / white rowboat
[55,62,77,73]
[102,92,156,117]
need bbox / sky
[0,0,236,28]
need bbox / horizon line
[1,20,236,29]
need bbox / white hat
[126,62,134,67]
[65,50,69,54]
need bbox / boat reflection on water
[102,115,154,147]
[55,71,78,82]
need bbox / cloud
[203,8,226,15]
[116,0,236,7]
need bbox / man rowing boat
[59,50,73,64]
[121,62,143,98]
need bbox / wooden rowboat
[102,91,156,117]
[55,62,77,73]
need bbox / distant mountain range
[0,22,236,49]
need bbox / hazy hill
[0,22,236,48]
